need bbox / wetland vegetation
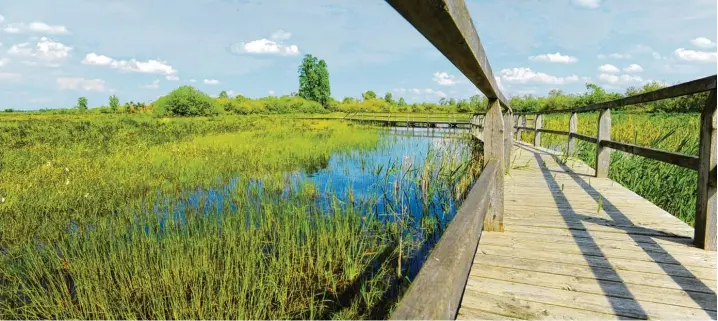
[0,51,709,319]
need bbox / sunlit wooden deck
[457,142,717,320]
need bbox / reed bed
[0,114,481,319]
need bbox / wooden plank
[469,264,717,311]
[504,110,513,173]
[503,219,694,239]
[481,231,716,262]
[596,108,611,178]
[695,89,717,251]
[464,277,716,320]
[483,99,504,232]
[534,114,543,147]
[385,0,510,109]
[514,75,717,115]
[388,161,498,320]
[474,252,717,293]
[478,244,717,281]
[481,233,716,268]
[459,288,626,320]
[601,140,699,170]
[505,225,695,246]
[568,112,578,156]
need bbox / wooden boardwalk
[457,142,717,320]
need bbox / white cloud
[142,79,160,89]
[598,64,620,73]
[230,30,300,56]
[7,37,71,64]
[674,48,717,62]
[203,79,220,85]
[165,75,179,81]
[189,79,197,83]
[0,15,4,23]
[56,78,106,91]
[691,37,716,49]
[500,67,579,85]
[432,72,458,86]
[598,73,643,85]
[0,58,8,67]
[571,0,601,9]
[528,52,578,63]
[623,64,644,73]
[652,52,663,60]
[597,53,632,59]
[268,90,275,95]
[82,53,178,75]
[4,22,70,34]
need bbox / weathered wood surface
[695,89,717,251]
[389,161,500,320]
[595,108,611,178]
[384,0,510,110]
[483,99,505,232]
[457,142,717,320]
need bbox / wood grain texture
[458,142,717,320]
[695,89,717,251]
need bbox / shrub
[153,86,223,117]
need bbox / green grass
[0,113,481,319]
[517,112,699,224]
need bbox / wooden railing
[389,98,511,320]
[346,112,472,124]
[389,160,501,320]
[512,75,717,251]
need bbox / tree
[362,90,377,101]
[398,97,407,106]
[77,97,88,111]
[298,54,331,107]
[384,92,394,104]
[219,91,229,99]
[109,95,119,111]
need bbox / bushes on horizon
[221,95,328,115]
[153,86,222,117]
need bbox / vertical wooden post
[568,112,578,157]
[534,114,543,147]
[695,90,717,251]
[596,108,611,178]
[516,115,525,142]
[503,110,513,172]
[484,99,504,232]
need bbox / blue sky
[0,0,716,110]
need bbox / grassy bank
[517,112,699,224]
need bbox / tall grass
[518,112,699,224]
[0,114,481,319]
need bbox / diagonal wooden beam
[386,0,510,111]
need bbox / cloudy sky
[0,0,716,110]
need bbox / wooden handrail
[514,75,717,115]
[509,79,716,250]
[389,160,500,320]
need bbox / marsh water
[156,125,477,280]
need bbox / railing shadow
[546,152,717,313]
[523,146,649,319]
[516,143,717,316]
